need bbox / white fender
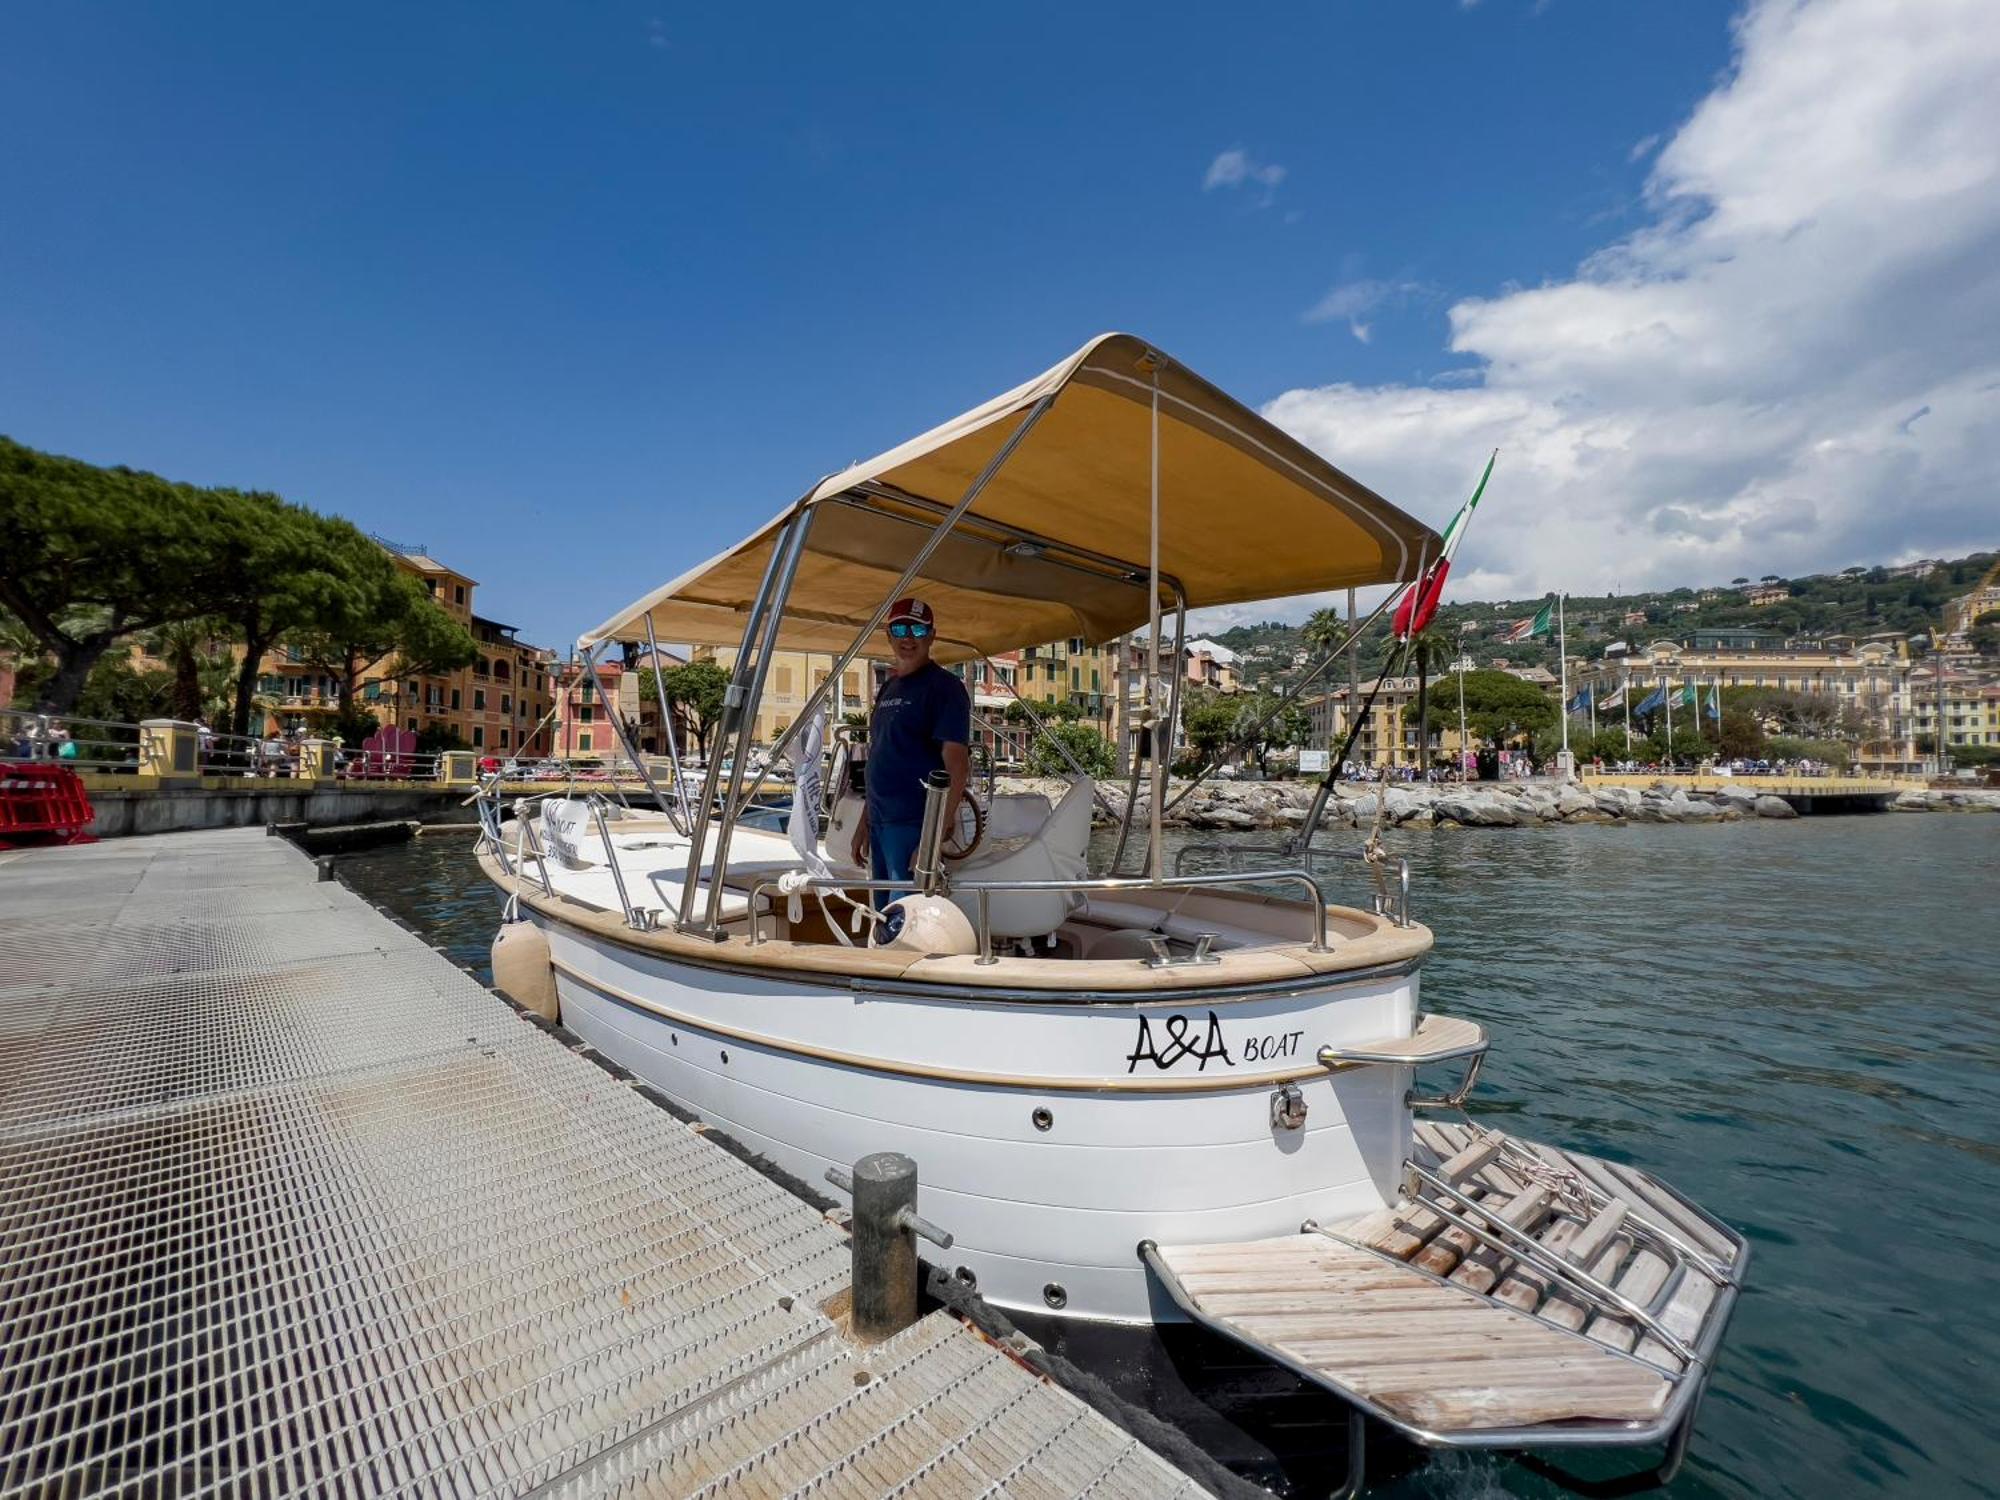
[491,918,558,1021]
[876,894,977,956]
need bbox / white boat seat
[948,778,1093,940]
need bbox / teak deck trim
[479,841,1433,996]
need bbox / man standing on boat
[852,598,970,903]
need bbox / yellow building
[1909,667,2000,756]
[256,541,554,755]
[696,648,874,748]
[1303,676,1449,769]
[1575,638,1914,770]
[1017,638,1116,739]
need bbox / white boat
[477,334,1745,1481]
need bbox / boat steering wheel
[940,793,986,861]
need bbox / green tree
[415,723,469,756]
[1182,693,1239,763]
[1421,670,1555,744]
[1301,607,1346,658]
[144,619,237,724]
[10,651,175,738]
[285,522,476,722]
[646,659,731,754]
[1232,690,1310,773]
[1003,696,1082,724]
[1716,707,1768,760]
[1026,721,1114,778]
[0,438,250,713]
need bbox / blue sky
[5,1,1994,647]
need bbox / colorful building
[1574,637,1915,771]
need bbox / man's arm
[941,740,971,825]
[938,674,973,825]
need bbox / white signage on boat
[542,800,590,867]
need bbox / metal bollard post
[826,1151,953,1342]
[315,855,335,883]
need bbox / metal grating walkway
[0,830,1208,1499]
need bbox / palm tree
[1301,607,1345,658]
[146,619,237,724]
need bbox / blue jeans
[868,818,923,912]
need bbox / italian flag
[1504,597,1554,643]
[1393,450,1497,641]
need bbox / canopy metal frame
[620,342,1430,945]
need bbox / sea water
[338,814,2000,1499]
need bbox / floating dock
[0,829,1209,1499]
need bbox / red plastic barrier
[0,764,99,848]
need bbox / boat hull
[540,915,1423,1323]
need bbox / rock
[1554,784,1598,819]
[1434,794,1521,827]
[1755,795,1797,819]
[1593,786,1640,814]
[1676,800,1723,821]
[1196,807,1259,830]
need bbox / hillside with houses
[1215,551,1999,692]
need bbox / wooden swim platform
[0,829,1211,1499]
[1145,1119,1745,1450]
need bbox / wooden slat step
[1492,1216,1581,1313]
[1541,1238,1633,1332]
[1416,1185,1550,1280]
[1565,1198,1631,1268]
[1151,1233,1673,1433]
[1633,1268,1721,1370]
[1438,1136,1501,1186]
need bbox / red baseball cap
[887,598,934,628]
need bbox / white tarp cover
[583,333,1441,662]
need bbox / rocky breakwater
[995,775,1811,832]
[1889,786,2000,813]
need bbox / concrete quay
[0,828,1211,1499]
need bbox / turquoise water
[338,814,2000,1499]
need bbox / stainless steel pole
[581,644,674,819]
[1145,358,1165,885]
[1557,592,1571,772]
[1141,590,1188,879]
[1457,658,1469,780]
[702,516,814,932]
[674,514,801,933]
[643,612,693,833]
[731,394,1058,810]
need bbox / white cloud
[1203,148,1287,205]
[1304,276,1429,343]
[1228,0,2000,627]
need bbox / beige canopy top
[582,333,1440,663]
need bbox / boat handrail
[1173,840,1410,927]
[745,866,1334,960]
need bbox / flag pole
[1665,672,1675,764]
[1457,657,1469,783]
[1557,592,1571,776]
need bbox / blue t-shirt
[866,662,970,825]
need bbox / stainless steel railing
[745,866,1333,961]
[1172,838,1411,927]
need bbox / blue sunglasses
[888,621,932,639]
